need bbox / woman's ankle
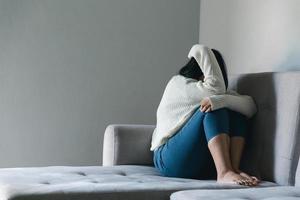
[217,168,235,179]
[233,169,240,173]
[231,166,241,173]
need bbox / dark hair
[211,49,228,89]
[178,57,203,80]
[178,49,228,89]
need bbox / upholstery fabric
[102,124,155,166]
[102,71,300,186]
[0,165,276,200]
[170,186,300,200]
[228,71,300,186]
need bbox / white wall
[0,0,200,167]
[199,0,300,74]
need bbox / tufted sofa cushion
[0,165,276,200]
[170,186,300,200]
[228,71,300,186]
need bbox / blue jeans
[153,107,248,180]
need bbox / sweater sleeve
[185,45,226,101]
[208,90,257,118]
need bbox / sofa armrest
[102,124,156,166]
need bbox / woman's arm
[186,45,226,101]
[208,90,257,118]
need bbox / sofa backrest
[229,71,300,186]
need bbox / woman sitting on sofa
[151,44,260,186]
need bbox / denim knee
[203,108,230,142]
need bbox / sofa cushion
[228,71,300,186]
[170,186,300,200]
[0,165,276,200]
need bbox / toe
[251,176,260,182]
[234,180,243,185]
[239,179,247,186]
[238,181,244,185]
[247,180,254,186]
[244,178,254,186]
[244,180,250,186]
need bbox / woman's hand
[200,97,212,113]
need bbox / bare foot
[235,169,260,186]
[217,170,254,186]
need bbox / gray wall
[0,0,199,167]
[199,0,300,74]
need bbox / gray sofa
[0,71,299,200]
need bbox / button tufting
[76,172,86,176]
[118,172,126,176]
[90,180,98,183]
[41,181,50,185]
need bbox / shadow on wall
[199,0,300,74]
[275,46,300,71]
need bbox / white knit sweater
[150,45,257,151]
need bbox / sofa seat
[0,165,276,200]
[170,186,300,200]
